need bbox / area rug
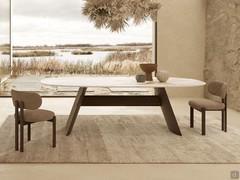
[0,115,239,163]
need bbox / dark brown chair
[11,89,56,152]
[189,81,227,135]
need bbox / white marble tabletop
[41,76,206,88]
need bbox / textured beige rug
[0,115,239,163]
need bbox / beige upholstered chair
[189,81,227,135]
[11,89,56,152]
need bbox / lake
[0,53,10,62]
[11,49,126,64]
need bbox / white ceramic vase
[156,70,169,82]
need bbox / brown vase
[139,64,157,81]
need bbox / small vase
[135,74,146,82]
[156,70,169,82]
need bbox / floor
[0,97,240,179]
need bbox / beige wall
[157,0,206,97]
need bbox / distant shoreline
[12,43,152,50]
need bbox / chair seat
[24,109,55,122]
[189,98,225,111]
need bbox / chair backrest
[11,89,42,110]
[207,81,227,99]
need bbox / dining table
[41,76,206,136]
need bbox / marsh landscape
[0,43,153,95]
[10,43,152,76]
[0,0,154,96]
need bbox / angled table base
[65,87,87,136]
[65,87,182,136]
[156,88,182,136]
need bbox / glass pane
[7,0,153,96]
[0,0,10,95]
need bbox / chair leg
[190,107,194,128]
[20,124,24,152]
[52,117,56,148]
[225,109,227,132]
[27,124,31,141]
[202,110,206,135]
[221,110,225,131]
[15,120,19,151]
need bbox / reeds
[10,49,152,76]
[1,51,10,55]
[0,59,10,76]
[13,50,55,57]
[71,50,93,55]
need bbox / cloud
[13,0,87,21]
[11,0,153,46]
[0,0,10,43]
[12,16,153,46]
[0,0,10,22]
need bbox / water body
[12,49,118,64]
[0,53,10,62]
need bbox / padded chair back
[11,89,42,110]
[207,81,227,99]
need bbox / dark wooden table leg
[156,88,182,136]
[65,87,87,136]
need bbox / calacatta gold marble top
[41,76,206,88]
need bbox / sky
[0,0,10,44]
[8,0,153,46]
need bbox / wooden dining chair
[188,81,227,135]
[11,89,56,152]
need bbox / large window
[1,0,154,96]
[0,0,10,95]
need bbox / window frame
[1,1,158,97]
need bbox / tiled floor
[0,97,239,180]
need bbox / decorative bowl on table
[135,74,146,83]
[156,70,170,82]
[139,63,157,81]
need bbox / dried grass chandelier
[82,0,161,32]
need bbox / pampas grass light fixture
[82,0,161,32]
